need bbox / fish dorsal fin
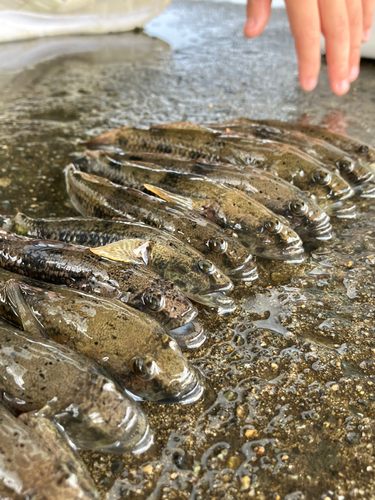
[151,122,209,133]
[143,184,196,209]
[4,279,47,339]
[90,239,150,265]
[143,184,220,222]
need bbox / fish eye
[264,219,282,234]
[208,237,228,254]
[312,170,331,186]
[357,144,369,155]
[290,200,308,216]
[198,259,215,274]
[132,357,156,381]
[143,291,165,312]
[336,159,354,173]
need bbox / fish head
[335,157,374,186]
[118,266,198,331]
[240,216,305,262]
[308,167,354,202]
[151,239,235,296]
[55,375,153,455]
[126,329,204,403]
[284,196,332,241]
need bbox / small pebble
[245,429,258,439]
[240,476,251,491]
[142,464,154,475]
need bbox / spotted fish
[0,228,197,332]
[82,150,332,242]
[0,309,152,454]
[0,268,203,403]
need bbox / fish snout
[225,253,258,282]
[163,302,199,330]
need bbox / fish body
[0,269,202,403]
[74,151,304,262]
[209,118,375,194]
[92,150,332,242]
[0,403,100,500]
[0,316,152,454]
[10,214,250,312]
[0,228,197,331]
[65,164,244,311]
[87,122,355,213]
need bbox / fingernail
[334,80,350,95]
[302,78,318,91]
[349,66,359,82]
[363,29,371,42]
[245,17,256,29]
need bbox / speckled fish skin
[98,151,332,242]
[0,311,152,454]
[11,214,253,306]
[0,269,202,403]
[86,122,355,210]
[75,151,304,262]
[0,229,197,331]
[209,118,375,195]
[0,403,100,500]
[65,164,243,296]
[86,121,233,160]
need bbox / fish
[85,150,332,242]
[208,118,375,196]
[86,122,356,217]
[0,228,197,332]
[9,212,246,322]
[65,164,244,312]
[0,268,203,403]
[0,402,100,500]
[74,150,305,262]
[0,307,152,454]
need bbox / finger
[284,0,321,91]
[244,0,272,38]
[346,0,362,82]
[362,0,375,41]
[319,0,350,95]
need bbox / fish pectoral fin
[199,200,221,222]
[4,279,47,338]
[143,183,196,208]
[90,239,150,265]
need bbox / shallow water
[0,1,375,499]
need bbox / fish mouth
[169,319,206,348]
[163,304,198,330]
[159,376,205,405]
[131,420,154,455]
[332,184,354,201]
[260,242,305,263]
[185,290,236,314]
[307,213,333,241]
[324,201,357,219]
[353,182,375,198]
[225,254,258,282]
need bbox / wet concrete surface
[0,1,375,499]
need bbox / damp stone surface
[0,1,374,499]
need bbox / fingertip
[243,18,258,38]
[300,77,318,91]
[348,66,359,82]
[331,79,350,96]
[362,29,371,42]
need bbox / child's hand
[244,0,375,95]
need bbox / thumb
[244,0,273,38]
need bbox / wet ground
[0,1,375,499]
